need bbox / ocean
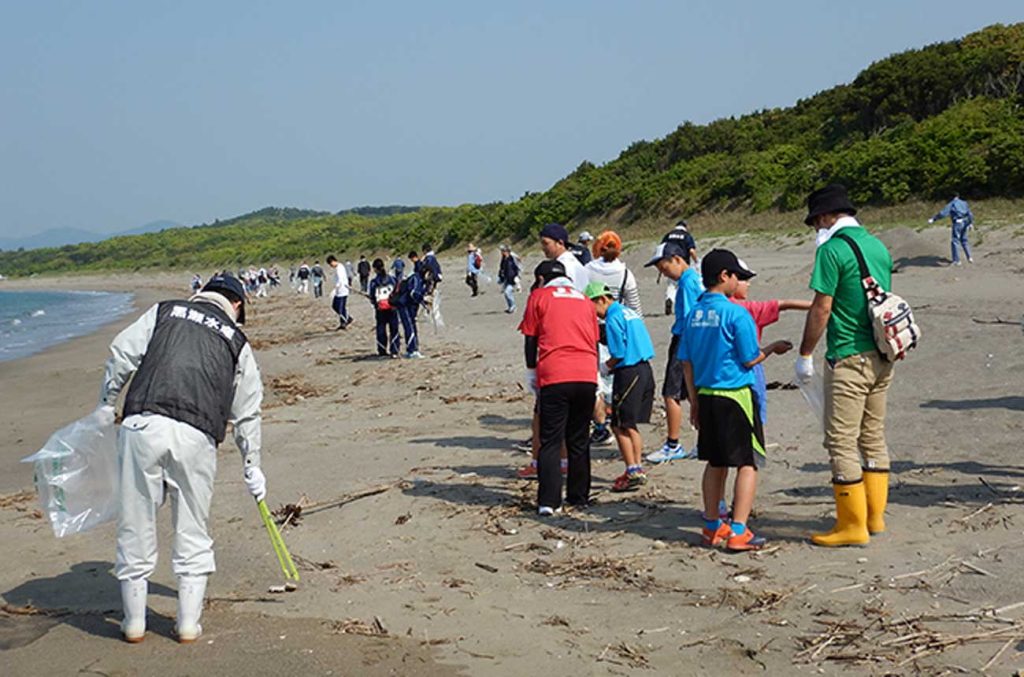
[0,289,135,363]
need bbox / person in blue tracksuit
[420,244,443,295]
[395,253,426,358]
[929,195,974,265]
[367,259,400,357]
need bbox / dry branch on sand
[272,483,397,527]
[265,374,335,407]
[796,611,1024,669]
[330,616,389,636]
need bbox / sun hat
[804,184,857,226]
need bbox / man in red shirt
[519,260,600,514]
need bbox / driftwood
[971,316,1022,326]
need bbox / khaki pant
[824,351,894,482]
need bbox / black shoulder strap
[619,268,630,300]
[832,232,871,282]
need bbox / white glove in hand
[794,355,814,384]
[927,218,935,224]
[244,467,267,502]
[95,404,116,427]
[524,368,538,396]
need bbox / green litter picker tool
[257,499,299,582]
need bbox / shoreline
[0,275,181,493]
[0,288,136,365]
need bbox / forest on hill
[2,22,1022,275]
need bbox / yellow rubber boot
[811,481,869,547]
[863,470,889,534]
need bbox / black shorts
[662,335,688,400]
[611,362,655,430]
[696,387,765,469]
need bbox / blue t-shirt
[677,292,760,389]
[671,267,704,336]
[605,302,655,368]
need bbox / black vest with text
[124,300,248,443]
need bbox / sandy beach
[1,224,1023,675]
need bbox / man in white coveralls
[98,273,267,643]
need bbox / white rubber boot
[175,575,208,643]
[120,579,148,643]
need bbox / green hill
[2,22,1023,276]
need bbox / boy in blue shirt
[587,282,656,492]
[678,249,792,552]
[643,242,705,463]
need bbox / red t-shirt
[732,298,780,342]
[519,283,599,388]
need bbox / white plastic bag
[797,371,826,432]
[22,408,120,538]
[429,290,445,329]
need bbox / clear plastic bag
[21,408,120,537]
[797,371,826,432]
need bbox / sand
[1,224,1023,675]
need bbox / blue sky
[0,1,1021,237]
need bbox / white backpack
[833,233,921,362]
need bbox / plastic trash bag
[429,290,445,329]
[797,372,826,432]
[21,408,119,538]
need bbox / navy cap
[202,274,247,324]
[643,242,688,267]
[539,223,569,245]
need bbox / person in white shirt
[326,255,352,329]
[539,223,588,293]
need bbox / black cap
[534,259,569,282]
[804,183,857,226]
[202,273,247,324]
[701,248,756,287]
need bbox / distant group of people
[365,245,442,359]
[515,183,903,554]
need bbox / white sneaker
[537,506,562,517]
[407,351,425,359]
[645,442,688,464]
[120,579,147,643]
[175,575,207,643]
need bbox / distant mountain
[0,227,102,251]
[113,219,182,237]
[0,219,182,251]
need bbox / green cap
[584,281,613,300]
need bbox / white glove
[524,368,538,396]
[95,404,116,427]
[598,360,611,378]
[244,467,267,502]
[927,218,935,224]
[794,355,814,384]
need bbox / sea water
[0,290,134,363]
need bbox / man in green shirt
[795,184,895,547]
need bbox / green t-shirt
[809,226,893,360]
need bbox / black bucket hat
[804,184,857,226]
